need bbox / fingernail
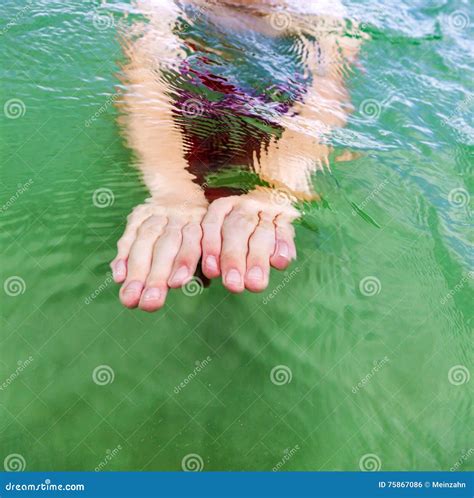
[247,266,263,281]
[206,255,218,272]
[142,287,161,301]
[123,281,143,295]
[278,241,289,259]
[113,260,126,280]
[225,269,241,285]
[170,266,189,285]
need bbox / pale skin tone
[110,0,362,311]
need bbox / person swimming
[110,0,363,311]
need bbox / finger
[245,212,276,292]
[201,197,234,278]
[220,208,259,293]
[139,217,184,312]
[168,222,203,288]
[270,214,297,270]
[119,215,167,308]
[111,204,152,283]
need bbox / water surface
[0,0,472,471]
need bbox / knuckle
[240,198,259,210]
[150,214,167,226]
[202,219,220,231]
[161,224,182,241]
[183,223,202,240]
[187,206,207,220]
[257,222,275,236]
[129,204,149,221]
[137,223,161,238]
[259,212,275,224]
[163,222,182,234]
[211,197,233,211]
[228,210,255,227]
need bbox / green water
[1,0,472,472]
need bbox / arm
[111,5,208,311]
[253,16,364,200]
[200,14,365,291]
[118,6,207,209]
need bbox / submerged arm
[119,9,207,209]
[111,5,208,311]
[253,17,363,200]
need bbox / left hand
[201,187,300,293]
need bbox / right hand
[110,199,207,312]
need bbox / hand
[201,188,300,293]
[110,199,207,312]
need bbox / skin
[110,0,361,311]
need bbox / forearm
[253,78,349,200]
[119,17,207,207]
[253,19,361,200]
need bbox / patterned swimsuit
[171,4,312,198]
